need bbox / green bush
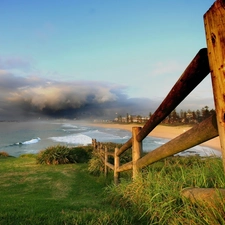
[88,151,105,176]
[0,151,9,158]
[36,145,91,165]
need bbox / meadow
[0,146,225,225]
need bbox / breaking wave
[15,137,41,145]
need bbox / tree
[192,111,196,120]
[180,110,184,119]
[171,109,179,122]
[202,106,210,119]
[137,115,142,123]
[196,110,201,119]
[183,111,188,123]
[210,109,216,115]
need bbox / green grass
[0,156,134,225]
[1,154,225,224]
[106,156,225,224]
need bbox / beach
[89,122,221,152]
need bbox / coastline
[87,122,221,152]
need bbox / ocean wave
[62,124,78,128]
[62,124,88,133]
[83,129,129,141]
[154,141,166,145]
[16,137,41,145]
[62,128,78,133]
[49,134,92,145]
[122,135,130,139]
[170,145,221,157]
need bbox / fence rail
[92,0,225,185]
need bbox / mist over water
[0,120,221,158]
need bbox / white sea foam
[175,146,221,157]
[20,137,41,145]
[154,141,166,145]
[62,124,87,133]
[62,124,78,128]
[122,135,130,139]
[83,130,122,140]
[49,134,92,145]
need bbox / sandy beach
[88,122,221,152]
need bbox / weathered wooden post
[132,127,142,179]
[92,139,97,149]
[204,0,225,170]
[97,142,100,152]
[104,146,108,177]
[114,147,120,185]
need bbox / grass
[1,152,225,224]
[106,156,225,224]
[0,156,117,224]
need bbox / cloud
[0,73,157,120]
[8,83,118,111]
[151,60,184,77]
[0,56,32,71]
[0,69,215,121]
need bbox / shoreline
[87,122,221,152]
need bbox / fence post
[204,0,225,170]
[104,146,108,177]
[92,139,96,149]
[97,142,100,152]
[132,127,142,179]
[114,147,120,185]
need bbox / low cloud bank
[0,71,157,120]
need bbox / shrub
[36,145,91,165]
[0,151,9,158]
[67,147,91,163]
[88,151,105,176]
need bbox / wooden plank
[117,138,132,156]
[100,155,104,162]
[106,162,114,170]
[204,0,225,169]
[106,152,115,157]
[136,48,210,142]
[117,161,133,172]
[100,149,104,154]
[136,114,218,169]
[117,48,210,157]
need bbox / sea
[0,120,221,158]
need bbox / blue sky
[0,0,216,119]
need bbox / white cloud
[151,60,184,76]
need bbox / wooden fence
[92,0,225,185]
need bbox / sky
[0,0,216,120]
